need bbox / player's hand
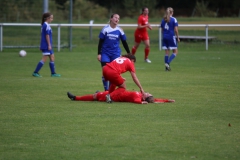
[140,88,145,94]
[48,45,52,50]
[97,55,101,61]
[148,25,152,30]
[142,101,148,104]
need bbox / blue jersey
[161,16,178,39]
[40,22,53,50]
[99,25,127,60]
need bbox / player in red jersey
[67,88,175,104]
[102,54,144,94]
[132,7,152,63]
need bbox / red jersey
[136,14,149,33]
[106,57,135,74]
[110,88,143,104]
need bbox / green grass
[0,42,240,159]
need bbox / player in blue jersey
[32,12,61,77]
[97,13,131,91]
[160,7,180,71]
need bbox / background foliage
[0,0,239,23]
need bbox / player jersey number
[114,57,126,64]
[164,23,169,30]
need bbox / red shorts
[96,91,108,101]
[134,31,149,43]
[103,66,125,86]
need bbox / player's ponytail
[164,7,173,23]
[41,12,52,25]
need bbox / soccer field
[0,42,240,159]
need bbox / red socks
[131,46,137,55]
[75,95,94,101]
[144,48,150,59]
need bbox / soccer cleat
[51,73,61,77]
[67,92,76,100]
[145,59,151,63]
[165,63,171,71]
[106,94,112,103]
[32,72,42,77]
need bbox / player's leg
[132,32,141,55]
[143,38,151,63]
[166,37,178,70]
[162,38,171,71]
[32,52,48,77]
[168,48,178,64]
[101,61,109,91]
[67,92,95,101]
[49,52,61,77]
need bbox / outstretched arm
[130,71,144,94]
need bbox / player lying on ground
[67,88,175,104]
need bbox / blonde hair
[163,7,174,23]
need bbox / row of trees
[0,0,239,23]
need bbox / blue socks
[34,61,56,74]
[49,61,55,74]
[168,53,176,64]
[165,55,169,64]
[165,53,176,64]
[102,76,109,91]
[34,60,44,73]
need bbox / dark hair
[122,54,136,62]
[110,13,118,18]
[41,12,52,25]
[146,96,154,103]
[141,7,148,14]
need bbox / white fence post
[205,25,209,50]
[0,24,2,52]
[58,24,61,52]
[159,27,162,51]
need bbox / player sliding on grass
[67,88,175,104]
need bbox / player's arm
[46,34,51,50]
[141,101,148,104]
[137,23,151,29]
[97,38,104,61]
[121,40,131,54]
[130,71,144,94]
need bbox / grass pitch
[0,41,240,160]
